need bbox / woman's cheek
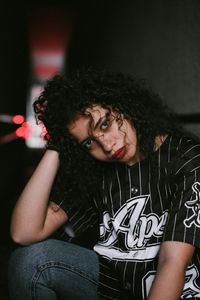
[91,148,107,161]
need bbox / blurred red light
[16,122,33,140]
[12,115,24,124]
[16,127,24,137]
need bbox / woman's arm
[10,149,68,245]
[148,241,195,300]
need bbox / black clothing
[53,135,200,299]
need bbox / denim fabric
[8,239,101,300]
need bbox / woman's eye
[101,120,109,130]
[84,139,94,150]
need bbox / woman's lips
[112,146,126,159]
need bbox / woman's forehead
[67,105,109,141]
[76,105,110,126]
[84,105,109,118]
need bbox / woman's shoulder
[166,134,200,175]
[173,134,200,155]
[161,133,200,154]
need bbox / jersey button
[124,282,131,290]
[131,186,138,195]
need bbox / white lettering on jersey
[94,195,169,261]
[142,265,200,299]
[184,182,200,228]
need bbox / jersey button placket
[124,282,131,290]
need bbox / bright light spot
[15,127,24,137]
[16,122,33,140]
[41,123,49,140]
[12,115,25,124]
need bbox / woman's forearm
[148,241,195,300]
[148,260,185,300]
[10,149,60,243]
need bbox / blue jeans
[8,239,102,300]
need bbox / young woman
[8,69,200,299]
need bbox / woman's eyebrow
[94,115,106,130]
[80,112,110,145]
[94,112,110,130]
[79,115,107,145]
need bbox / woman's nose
[96,134,114,152]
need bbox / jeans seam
[31,260,99,299]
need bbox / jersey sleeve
[50,193,99,248]
[163,142,200,248]
[49,177,99,239]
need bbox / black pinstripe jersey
[54,135,200,300]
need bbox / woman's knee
[8,239,99,281]
[8,239,100,299]
[8,240,56,282]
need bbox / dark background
[1,1,200,298]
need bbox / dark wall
[0,5,29,114]
[68,0,200,135]
[0,5,29,245]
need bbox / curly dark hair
[34,68,182,206]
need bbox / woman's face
[68,105,140,166]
